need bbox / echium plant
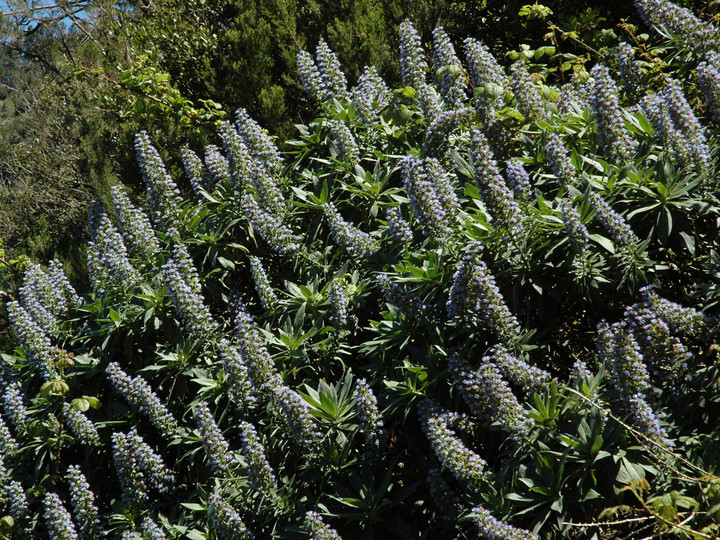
[219,121,255,186]
[491,345,551,394]
[355,378,382,446]
[62,403,100,446]
[305,511,343,540]
[231,298,280,387]
[556,74,590,116]
[5,5,720,538]
[0,415,18,456]
[384,207,413,246]
[162,253,216,336]
[376,273,427,320]
[203,144,232,188]
[235,107,283,171]
[351,65,390,125]
[589,64,635,161]
[18,261,76,331]
[87,208,141,291]
[218,338,255,408]
[586,191,638,246]
[470,129,524,235]
[207,493,254,540]
[141,517,167,540]
[448,353,532,440]
[297,49,328,104]
[643,92,696,167]
[238,421,277,492]
[473,506,538,540]
[124,428,176,493]
[6,301,60,380]
[596,321,672,448]
[326,119,359,163]
[660,79,710,170]
[634,0,719,53]
[135,131,184,230]
[698,51,720,123]
[427,466,463,513]
[327,278,350,327]
[248,256,278,311]
[510,60,545,120]
[432,26,466,107]
[297,38,349,104]
[66,465,101,539]
[560,198,590,254]
[219,121,286,213]
[323,201,378,257]
[181,145,211,200]
[418,399,490,489]
[43,492,78,540]
[242,192,301,254]
[266,381,320,448]
[505,159,532,201]
[314,38,350,102]
[623,285,704,381]
[110,185,161,261]
[2,382,27,431]
[545,132,577,185]
[5,480,30,537]
[618,42,644,98]
[106,362,178,438]
[464,37,509,106]
[194,401,238,475]
[447,242,522,342]
[416,81,443,121]
[400,155,459,241]
[399,20,428,88]
[424,107,475,158]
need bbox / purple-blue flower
[194,401,239,475]
[587,191,637,246]
[418,399,490,488]
[239,421,276,491]
[323,202,378,257]
[589,65,635,161]
[432,26,466,107]
[44,492,78,540]
[355,378,382,446]
[470,130,524,236]
[305,511,342,540]
[135,131,184,230]
[352,66,390,125]
[208,493,254,539]
[510,60,545,119]
[399,20,428,88]
[473,506,538,540]
[67,465,101,539]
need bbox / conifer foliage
[2,2,720,538]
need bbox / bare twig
[562,515,654,527]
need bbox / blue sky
[0,1,91,29]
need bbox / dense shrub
[2,1,720,538]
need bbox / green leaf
[85,397,102,409]
[589,233,615,253]
[679,231,695,254]
[180,503,205,511]
[71,398,90,412]
[109,308,121,326]
[41,380,70,397]
[616,458,646,485]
